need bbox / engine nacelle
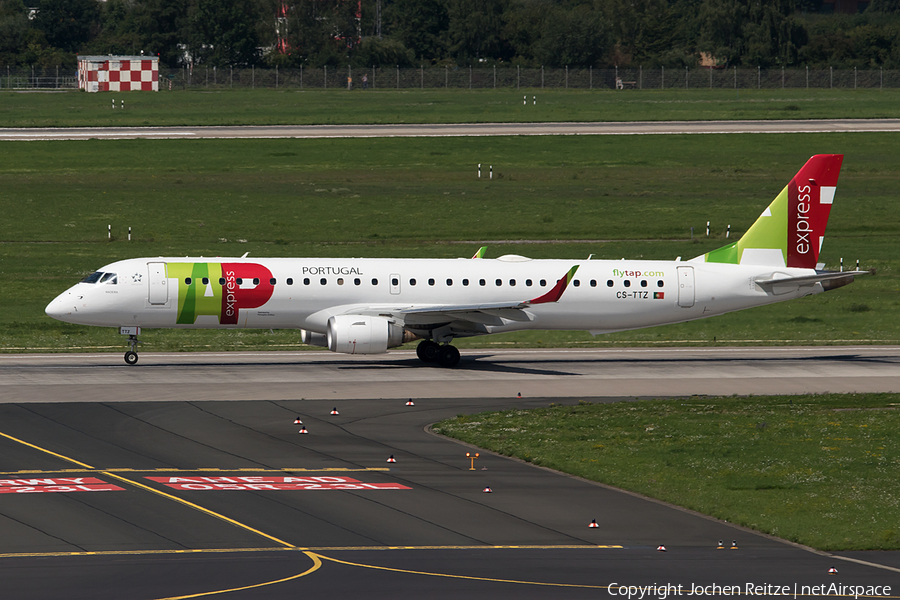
[326,315,410,354]
[300,329,328,348]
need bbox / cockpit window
[81,271,104,284]
[100,272,117,284]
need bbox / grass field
[4,88,900,127]
[1,131,897,352]
[433,393,900,551]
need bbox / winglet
[472,246,487,259]
[528,265,579,304]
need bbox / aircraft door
[390,273,401,295]
[148,262,168,305]
[677,266,695,308]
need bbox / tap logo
[167,262,274,325]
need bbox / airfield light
[466,452,479,470]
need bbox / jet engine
[300,329,328,348]
[326,315,415,354]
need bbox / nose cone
[45,291,75,322]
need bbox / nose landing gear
[119,326,141,365]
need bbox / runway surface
[2,119,900,140]
[3,346,900,403]
[0,348,898,598]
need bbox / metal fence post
[685,66,688,89]
[517,65,520,90]
[300,65,303,89]
[830,66,833,88]
[396,65,399,89]
[373,65,376,89]
[565,65,568,89]
[782,66,784,89]
[493,65,496,89]
[252,65,254,89]
[758,65,760,89]
[541,65,544,89]
[590,65,592,90]
[275,65,278,88]
[854,66,857,89]
[661,66,664,89]
[806,65,808,89]
[639,65,642,89]
[420,64,423,89]
[324,65,327,89]
[733,66,736,89]
[445,65,448,89]
[469,65,472,89]
[709,65,712,89]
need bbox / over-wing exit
[46,155,864,367]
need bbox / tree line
[2,0,900,70]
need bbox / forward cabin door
[390,273,401,295]
[148,262,168,305]
[677,266,695,308]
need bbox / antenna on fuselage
[241,252,249,258]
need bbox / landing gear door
[677,266,695,308]
[148,262,168,305]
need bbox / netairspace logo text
[606,582,893,599]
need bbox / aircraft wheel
[437,345,460,368]
[124,351,139,365]
[416,340,440,363]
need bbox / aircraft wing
[361,265,579,328]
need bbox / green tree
[446,0,509,63]
[386,0,449,62]
[33,0,100,53]
[0,0,30,65]
[188,0,264,66]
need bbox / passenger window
[607,280,614,287]
[495,279,502,286]
[641,280,647,287]
[287,278,293,285]
[392,277,399,286]
[446,279,453,286]
[320,278,327,285]
[236,278,243,285]
[303,278,310,285]
[573,280,580,287]
[202,277,209,285]
[509,279,516,286]
[462,279,469,286]
[410,278,416,286]
[428,278,435,286]
[624,280,631,288]
[590,280,597,287]
[253,278,260,285]
[479,279,486,286]
[371,278,378,285]
[657,280,664,287]
[219,278,226,285]
[540,279,547,286]
[355,278,361,286]
[337,278,344,285]
[185,277,192,285]
[526,279,532,286]
[270,278,276,285]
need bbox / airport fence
[5,65,900,91]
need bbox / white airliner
[46,154,864,367]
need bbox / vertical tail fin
[693,154,843,269]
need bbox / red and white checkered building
[77,56,159,92]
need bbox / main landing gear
[416,340,460,368]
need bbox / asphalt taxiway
[0,348,898,599]
[2,118,900,140]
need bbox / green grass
[432,393,900,551]
[1,132,897,353]
[5,88,900,127]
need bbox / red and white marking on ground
[0,477,124,494]
[146,476,411,491]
